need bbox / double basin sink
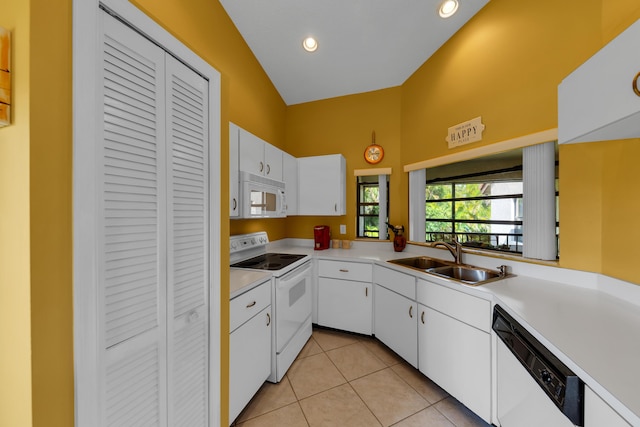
[388,256,509,286]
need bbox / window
[425,168,525,253]
[357,175,389,239]
[412,142,559,258]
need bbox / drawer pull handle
[409,306,413,318]
[634,71,640,97]
[421,311,425,324]
[339,269,349,273]
[246,301,256,308]
[266,313,271,326]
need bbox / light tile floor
[232,327,493,427]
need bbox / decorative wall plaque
[446,116,485,148]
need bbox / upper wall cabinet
[282,152,298,216]
[298,154,346,216]
[239,127,283,181]
[230,123,240,217]
[558,18,640,144]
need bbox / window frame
[424,179,526,254]
[356,176,389,239]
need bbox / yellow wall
[284,87,403,240]
[399,0,640,283]
[29,1,74,425]
[285,0,640,284]
[0,1,33,426]
[0,0,74,426]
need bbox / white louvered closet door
[99,11,209,427]
[165,55,209,427]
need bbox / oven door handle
[277,262,311,289]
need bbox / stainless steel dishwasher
[492,305,584,426]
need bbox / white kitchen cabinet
[297,154,346,216]
[559,18,640,144]
[374,284,417,367]
[416,279,491,423]
[282,152,298,215]
[373,265,417,367]
[239,127,283,181]
[317,260,373,335]
[585,386,631,427]
[229,122,240,217]
[229,279,272,423]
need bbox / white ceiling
[219,0,490,105]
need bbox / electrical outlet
[340,224,346,234]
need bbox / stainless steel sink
[388,256,452,271]
[387,256,508,286]
[428,265,501,285]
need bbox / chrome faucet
[432,239,463,264]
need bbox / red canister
[313,225,330,250]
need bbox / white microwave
[240,171,286,218]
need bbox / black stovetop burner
[231,253,307,271]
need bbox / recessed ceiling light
[439,0,459,18]
[302,36,318,52]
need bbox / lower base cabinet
[229,279,272,424]
[585,386,631,427]
[229,305,271,423]
[418,304,491,422]
[374,284,418,367]
[318,277,372,335]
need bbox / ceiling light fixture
[439,0,459,18]
[302,36,318,52]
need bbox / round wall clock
[364,144,384,164]
[364,131,384,164]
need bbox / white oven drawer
[318,259,372,282]
[230,279,271,333]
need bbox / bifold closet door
[165,54,209,427]
[99,10,209,427]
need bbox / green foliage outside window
[425,183,491,235]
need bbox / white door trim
[72,1,221,425]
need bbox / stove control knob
[251,238,257,244]
[540,370,552,384]
[230,242,237,250]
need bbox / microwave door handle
[281,190,287,215]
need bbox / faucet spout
[432,240,463,264]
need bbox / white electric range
[230,232,312,383]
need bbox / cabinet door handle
[259,161,264,172]
[232,198,237,210]
[634,71,640,97]
[365,287,368,297]
[246,301,256,308]
[187,310,199,323]
[409,306,413,318]
[339,269,349,273]
[421,311,425,324]
[266,164,271,175]
[334,203,337,212]
[266,312,271,326]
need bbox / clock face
[365,144,384,164]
